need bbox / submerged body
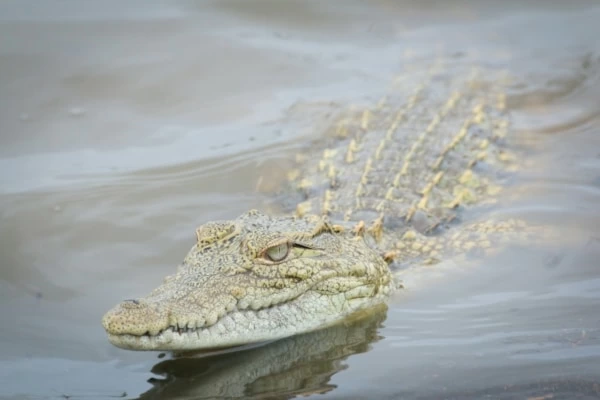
[103,60,523,351]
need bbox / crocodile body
[102,60,524,351]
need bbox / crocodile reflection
[135,305,387,400]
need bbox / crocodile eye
[264,243,289,262]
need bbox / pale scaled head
[102,209,392,351]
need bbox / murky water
[1,1,600,399]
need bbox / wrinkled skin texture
[102,210,392,350]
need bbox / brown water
[1,1,600,399]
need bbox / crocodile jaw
[104,290,390,351]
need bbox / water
[1,1,600,399]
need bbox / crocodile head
[102,210,392,351]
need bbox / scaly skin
[103,59,527,351]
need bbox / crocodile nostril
[124,299,140,305]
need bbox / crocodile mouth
[103,289,390,351]
[107,325,235,351]
[105,302,326,351]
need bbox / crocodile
[102,59,532,351]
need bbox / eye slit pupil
[265,243,289,262]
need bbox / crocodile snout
[102,299,169,336]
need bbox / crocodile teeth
[145,324,207,337]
